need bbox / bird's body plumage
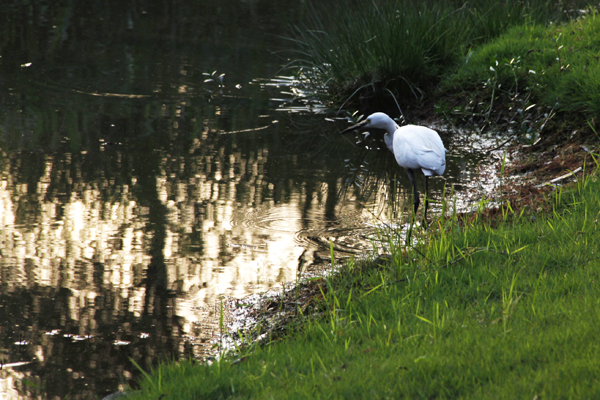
[391,124,446,177]
[340,112,447,223]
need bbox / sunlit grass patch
[445,9,600,129]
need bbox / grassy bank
[293,1,599,130]
[129,164,600,398]
[442,9,600,131]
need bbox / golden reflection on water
[0,142,387,377]
[0,66,425,397]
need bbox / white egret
[341,112,446,221]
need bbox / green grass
[291,0,592,106]
[128,166,600,399]
[445,10,600,122]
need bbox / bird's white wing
[393,125,446,175]
[416,148,446,176]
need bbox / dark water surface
[0,1,477,398]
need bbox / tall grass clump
[291,0,592,108]
[129,167,600,399]
[292,1,465,103]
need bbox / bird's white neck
[382,120,399,153]
[382,118,399,136]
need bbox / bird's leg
[423,176,429,228]
[406,211,414,248]
[405,169,418,247]
[405,182,420,247]
[406,169,419,215]
[412,182,420,215]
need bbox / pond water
[0,1,485,398]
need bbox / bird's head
[340,112,395,134]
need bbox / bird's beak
[340,120,368,134]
